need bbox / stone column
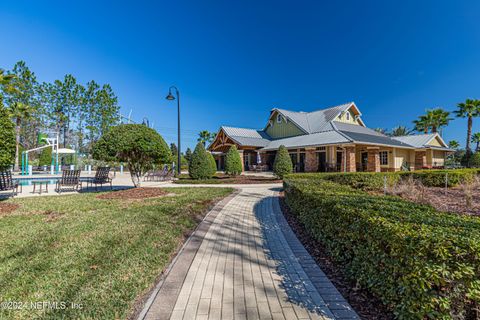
[304,148,318,172]
[345,146,356,172]
[415,151,427,170]
[367,148,380,172]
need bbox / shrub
[224,145,242,176]
[289,169,480,190]
[39,147,52,166]
[208,152,217,176]
[0,105,15,170]
[273,145,293,179]
[283,175,480,319]
[470,152,480,168]
[92,124,171,187]
[189,142,214,180]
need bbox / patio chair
[86,167,113,190]
[0,171,22,197]
[144,166,168,181]
[55,169,82,194]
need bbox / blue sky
[1,1,479,151]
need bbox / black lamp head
[165,89,175,101]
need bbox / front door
[361,152,368,171]
[317,152,326,172]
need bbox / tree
[448,140,460,150]
[374,128,387,135]
[414,108,452,134]
[472,133,480,152]
[455,99,480,164]
[224,145,242,176]
[39,146,52,166]
[2,61,38,171]
[208,152,217,176]
[0,104,15,170]
[170,143,178,164]
[470,152,480,168]
[390,126,413,137]
[188,142,214,179]
[184,147,193,165]
[273,145,293,179]
[198,130,215,147]
[92,124,171,187]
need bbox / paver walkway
[140,186,358,320]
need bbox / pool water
[17,178,60,186]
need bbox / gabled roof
[219,126,270,147]
[269,102,363,134]
[391,133,450,150]
[260,130,350,151]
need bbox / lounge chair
[0,171,22,197]
[86,167,113,190]
[55,169,82,193]
[144,166,169,181]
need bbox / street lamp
[165,86,181,175]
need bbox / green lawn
[0,187,233,319]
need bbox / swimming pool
[17,177,90,186]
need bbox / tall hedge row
[283,175,480,319]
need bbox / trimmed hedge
[284,176,480,319]
[291,169,480,191]
[224,145,242,176]
[273,145,293,179]
[188,142,214,180]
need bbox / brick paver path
[141,187,358,320]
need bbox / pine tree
[0,104,15,170]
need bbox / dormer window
[276,114,282,124]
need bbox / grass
[0,187,233,319]
[174,173,281,184]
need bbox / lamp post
[165,86,181,175]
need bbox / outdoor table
[32,181,49,194]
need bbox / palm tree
[413,114,431,133]
[472,133,480,152]
[427,108,452,134]
[448,140,460,150]
[8,102,32,171]
[390,126,413,137]
[455,99,480,160]
[374,128,387,135]
[197,130,216,147]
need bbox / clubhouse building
[208,102,452,173]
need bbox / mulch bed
[278,192,394,320]
[400,187,480,216]
[97,187,169,200]
[0,202,20,215]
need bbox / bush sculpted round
[224,145,242,176]
[92,124,171,187]
[273,145,293,179]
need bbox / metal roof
[260,130,350,151]
[391,133,440,148]
[220,126,270,147]
[335,122,415,148]
[273,102,354,134]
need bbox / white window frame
[276,114,282,124]
[380,151,388,166]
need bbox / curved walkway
[139,186,358,320]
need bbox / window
[276,114,282,123]
[380,151,388,165]
[346,112,350,121]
